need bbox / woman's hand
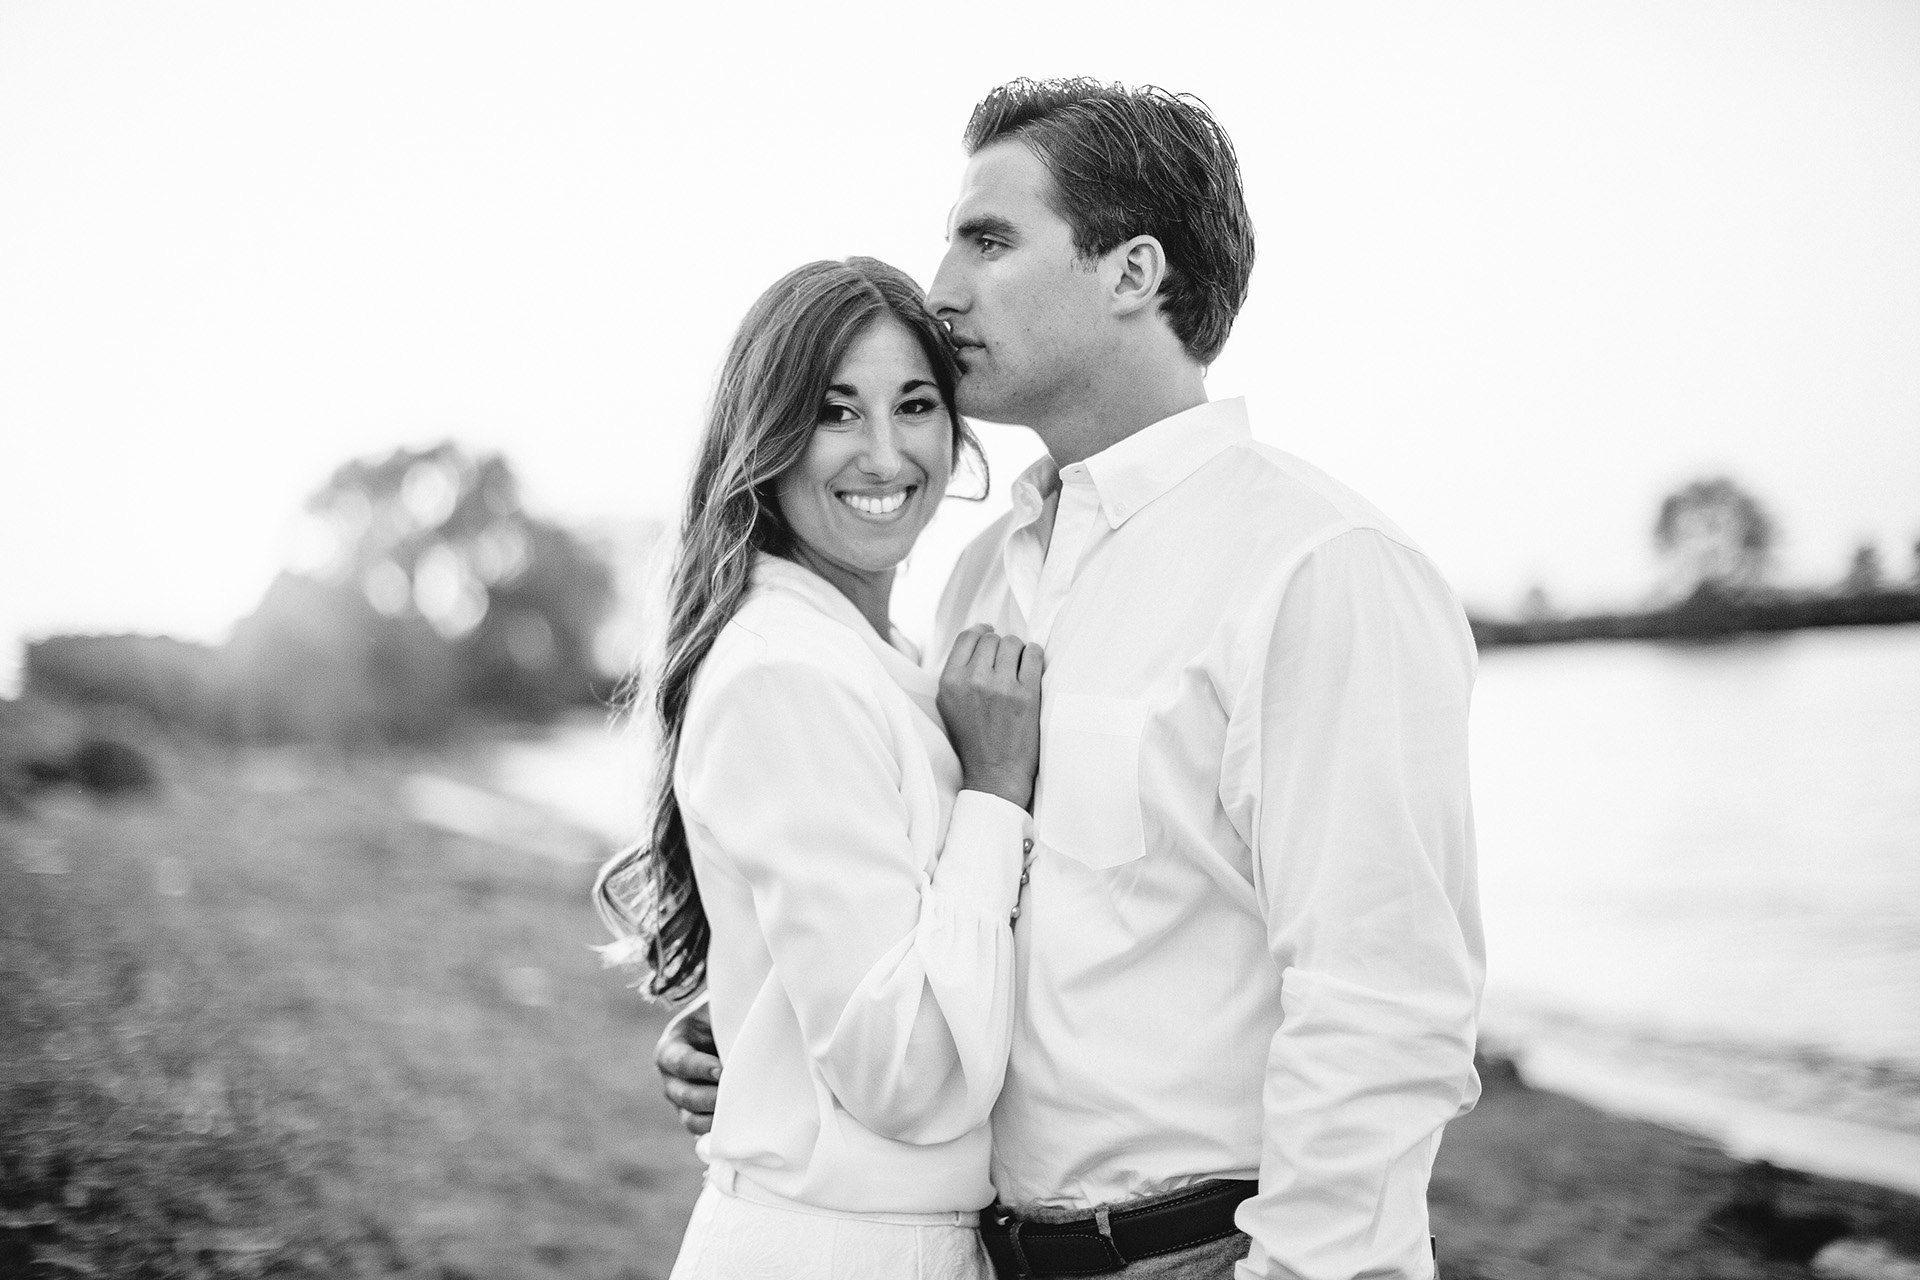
[937,624,1044,811]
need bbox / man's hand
[655,1000,721,1135]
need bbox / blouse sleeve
[677,645,1028,1145]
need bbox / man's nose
[925,248,964,319]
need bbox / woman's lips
[837,486,914,518]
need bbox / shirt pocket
[1034,694,1150,871]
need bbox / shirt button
[1019,871,1029,885]
[1022,839,1034,854]
[1009,906,1021,922]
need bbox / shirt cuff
[929,789,1032,918]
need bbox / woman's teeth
[840,489,909,517]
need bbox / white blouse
[676,554,1030,1215]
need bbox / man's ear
[1108,235,1168,317]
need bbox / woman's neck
[786,544,895,638]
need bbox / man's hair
[963,78,1254,365]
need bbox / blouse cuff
[929,789,1032,918]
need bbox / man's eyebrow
[950,214,1017,244]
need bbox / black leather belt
[980,1179,1257,1278]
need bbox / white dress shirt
[931,398,1484,1280]
[678,555,1032,1216]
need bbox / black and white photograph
[3,3,1917,1278]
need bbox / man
[658,78,1483,1280]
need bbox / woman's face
[775,318,953,580]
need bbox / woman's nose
[857,423,903,480]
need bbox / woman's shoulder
[694,584,881,708]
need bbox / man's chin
[955,377,1014,424]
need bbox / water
[1471,625,1920,1182]
[1473,627,1920,1057]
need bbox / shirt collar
[749,552,929,676]
[1006,398,1252,531]
[1081,397,1251,529]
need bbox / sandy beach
[3,708,1917,1278]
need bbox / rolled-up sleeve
[678,649,1028,1145]
[1229,528,1485,1280]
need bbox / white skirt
[668,1166,991,1280]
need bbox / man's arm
[1226,528,1484,1280]
[655,997,720,1135]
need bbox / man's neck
[1034,360,1209,469]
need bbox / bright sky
[4,1,1917,693]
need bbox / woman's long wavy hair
[593,257,984,1003]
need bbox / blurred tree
[225,574,458,744]
[231,442,614,739]
[24,444,614,747]
[1653,477,1777,599]
[1841,542,1884,596]
[1518,584,1558,621]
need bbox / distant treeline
[1471,585,1920,648]
[1474,474,1920,647]
[22,444,615,748]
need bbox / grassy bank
[4,711,1918,1278]
[1,716,701,1278]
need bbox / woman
[596,258,1041,1279]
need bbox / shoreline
[1514,1040,1920,1200]
[1435,1056,1920,1278]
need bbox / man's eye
[976,237,1003,255]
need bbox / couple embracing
[597,78,1483,1280]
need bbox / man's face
[926,141,1112,428]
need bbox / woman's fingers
[1018,641,1046,685]
[945,624,1041,690]
[943,624,987,674]
[991,632,1025,675]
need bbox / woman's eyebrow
[826,379,938,397]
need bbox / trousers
[668,1165,991,1280]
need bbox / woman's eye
[898,398,941,417]
[818,403,857,425]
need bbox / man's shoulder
[1211,438,1425,560]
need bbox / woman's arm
[678,633,1038,1144]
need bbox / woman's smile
[837,485,916,520]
